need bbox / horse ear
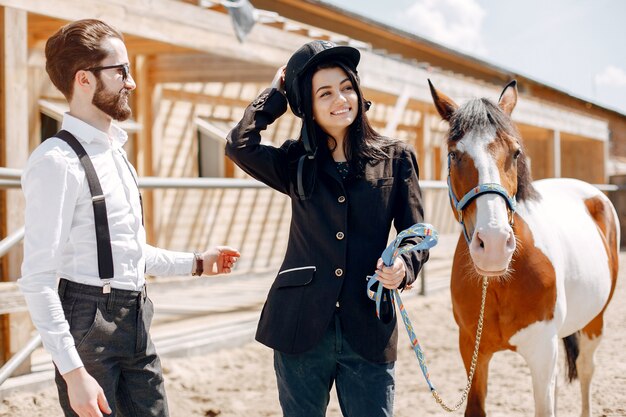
[498,80,518,116]
[428,79,458,121]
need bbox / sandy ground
[2,254,625,417]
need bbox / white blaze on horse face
[458,127,516,275]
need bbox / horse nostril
[506,230,516,251]
[475,232,485,249]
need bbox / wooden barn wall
[560,134,605,183]
[151,82,296,272]
[149,82,462,268]
[518,124,553,180]
[609,118,626,158]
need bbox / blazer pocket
[275,266,316,288]
[367,177,394,188]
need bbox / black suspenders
[55,130,143,280]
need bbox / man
[18,19,240,417]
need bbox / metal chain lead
[431,276,488,412]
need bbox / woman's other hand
[375,257,406,290]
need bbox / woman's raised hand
[271,65,287,92]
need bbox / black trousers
[55,279,169,417]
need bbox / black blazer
[226,88,429,363]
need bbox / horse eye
[513,149,521,159]
[448,151,457,161]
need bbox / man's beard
[92,78,132,122]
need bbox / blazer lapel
[317,150,344,186]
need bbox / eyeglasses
[83,63,130,82]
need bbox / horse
[428,80,619,417]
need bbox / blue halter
[447,155,517,243]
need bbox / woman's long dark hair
[298,59,392,177]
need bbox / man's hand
[63,367,111,417]
[375,257,406,290]
[202,246,241,275]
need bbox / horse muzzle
[468,226,516,276]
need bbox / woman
[226,40,429,417]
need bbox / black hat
[284,41,360,201]
[284,40,360,118]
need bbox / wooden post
[414,113,424,173]
[383,88,410,138]
[603,137,608,183]
[433,146,442,181]
[422,113,433,180]
[552,130,561,178]
[609,174,626,249]
[0,6,31,372]
[0,24,5,363]
[134,54,155,243]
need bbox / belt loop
[58,278,68,301]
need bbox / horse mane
[447,98,540,202]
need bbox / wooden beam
[151,53,276,84]
[362,88,427,112]
[125,35,197,55]
[252,0,626,130]
[251,0,510,84]
[22,0,626,141]
[12,0,609,143]
[27,14,197,54]
[383,88,410,137]
[161,88,252,108]
[135,55,156,244]
[1,0,307,66]
[370,121,420,134]
[359,52,610,142]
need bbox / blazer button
[336,231,344,240]
[335,268,344,277]
[337,195,346,203]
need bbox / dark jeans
[55,279,169,417]
[274,312,395,417]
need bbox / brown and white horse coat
[429,80,619,417]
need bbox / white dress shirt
[19,113,195,374]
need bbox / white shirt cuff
[54,347,84,375]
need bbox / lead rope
[367,224,488,412]
[431,276,487,411]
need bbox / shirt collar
[61,112,128,148]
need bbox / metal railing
[0,222,32,386]
[0,227,24,259]
[0,168,21,179]
[0,166,620,190]
[0,165,622,387]
[0,335,41,386]
[0,167,20,189]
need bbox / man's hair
[45,19,124,99]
